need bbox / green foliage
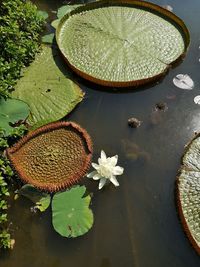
[0,0,44,98]
[0,126,26,249]
[17,184,50,212]
[0,98,30,136]
[13,46,84,129]
[52,186,94,238]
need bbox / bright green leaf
[18,184,50,212]
[0,98,29,136]
[52,186,94,238]
[57,4,83,19]
[42,33,55,44]
[37,10,49,20]
[12,46,84,129]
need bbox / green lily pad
[18,184,50,212]
[52,185,93,238]
[12,46,84,129]
[177,134,200,254]
[57,4,83,19]
[37,10,49,20]
[42,33,55,44]
[0,98,29,136]
[56,0,189,87]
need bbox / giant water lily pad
[0,98,29,136]
[52,185,94,237]
[177,134,200,254]
[56,0,189,87]
[12,46,84,129]
[6,121,93,192]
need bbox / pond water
[1,0,200,266]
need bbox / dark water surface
[1,0,200,266]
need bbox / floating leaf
[0,98,29,136]
[6,122,93,192]
[173,74,194,90]
[42,33,55,44]
[177,134,200,254]
[56,1,189,87]
[51,19,60,29]
[194,95,200,105]
[12,46,84,129]
[57,4,83,19]
[18,184,50,212]
[52,186,94,238]
[37,10,49,20]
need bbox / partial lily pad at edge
[0,98,30,136]
[57,4,83,19]
[52,185,94,238]
[177,134,200,255]
[12,46,84,129]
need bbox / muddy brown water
[1,0,200,266]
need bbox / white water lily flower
[87,150,124,189]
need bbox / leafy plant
[0,98,30,136]
[0,0,45,98]
[0,126,27,249]
[52,186,94,238]
[12,46,84,129]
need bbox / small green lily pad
[0,98,29,136]
[177,134,200,254]
[12,46,84,129]
[37,10,49,20]
[42,33,55,44]
[52,185,94,238]
[57,4,83,19]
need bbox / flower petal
[110,176,119,187]
[92,163,100,170]
[87,171,97,178]
[101,150,107,161]
[93,174,102,180]
[98,177,107,189]
[113,166,124,175]
[110,155,118,166]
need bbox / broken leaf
[52,185,94,238]
[12,46,84,129]
[18,184,50,212]
[0,98,29,136]
[173,74,194,90]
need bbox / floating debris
[162,5,173,12]
[173,74,194,90]
[128,117,142,128]
[155,102,168,111]
[194,95,200,105]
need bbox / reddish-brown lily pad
[6,122,93,192]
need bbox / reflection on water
[1,0,200,266]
